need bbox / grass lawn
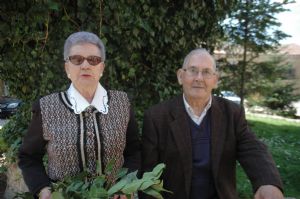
[237,114,300,199]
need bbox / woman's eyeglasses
[66,55,102,66]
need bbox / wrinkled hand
[254,185,284,199]
[38,187,51,199]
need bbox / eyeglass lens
[184,67,215,78]
[68,55,102,66]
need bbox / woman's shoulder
[107,90,127,97]
[107,90,130,103]
[30,92,62,111]
[39,92,63,102]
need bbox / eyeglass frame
[182,66,217,79]
[65,55,102,66]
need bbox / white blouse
[67,83,109,114]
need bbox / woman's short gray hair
[182,48,216,70]
[63,31,106,62]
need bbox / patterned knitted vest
[39,90,130,181]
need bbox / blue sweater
[189,111,217,199]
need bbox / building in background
[279,44,300,95]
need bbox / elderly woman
[18,31,140,199]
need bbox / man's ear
[212,72,220,89]
[214,83,218,89]
[177,68,183,85]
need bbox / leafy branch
[53,162,170,199]
[16,162,170,199]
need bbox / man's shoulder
[212,95,243,115]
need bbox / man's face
[177,54,218,102]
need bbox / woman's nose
[80,60,92,68]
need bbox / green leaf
[104,159,115,175]
[51,191,65,199]
[121,179,143,194]
[115,167,129,180]
[142,188,164,199]
[151,180,172,193]
[133,28,139,37]
[93,175,106,187]
[107,179,128,195]
[128,68,136,78]
[48,1,60,11]
[139,180,156,190]
[142,163,165,180]
[88,186,108,198]
[122,170,138,182]
[66,181,84,193]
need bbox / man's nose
[194,71,204,80]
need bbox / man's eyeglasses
[182,67,216,79]
[66,55,102,66]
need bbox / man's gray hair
[182,48,216,70]
[63,31,106,61]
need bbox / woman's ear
[177,68,183,85]
[64,63,70,79]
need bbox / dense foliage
[0,0,235,110]
[0,1,236,150]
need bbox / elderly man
[140,48,283,199]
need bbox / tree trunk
[240,0,250,107]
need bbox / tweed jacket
[140,95,283,199]
[18,90,140,195]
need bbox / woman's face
[64,43,105,92]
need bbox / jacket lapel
[210,97,226,181]
[169,96,193,198]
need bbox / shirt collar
[67,83,109,114]
[183,94,212,125]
